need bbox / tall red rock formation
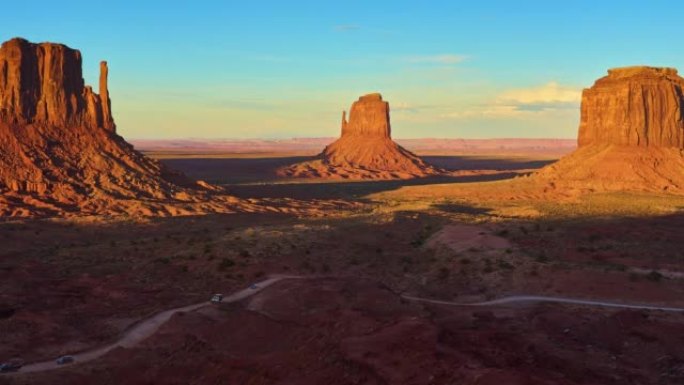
[536,66,684,194]
[99,61,114,131]
[279,93,440,179]
[0,38,235,217]
[0,38,112,130]
[578,66,684,147]
[340,93,391,138]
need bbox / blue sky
[3,1,684,139]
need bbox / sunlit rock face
[0,38,114,131]
[578,66,684,148]
[535,66,684,194]
[278,93,441,180]
[0,37,214,217]
[340,93,391,138]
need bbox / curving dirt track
[5,274,684,376]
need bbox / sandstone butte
[535,66,684,194]
[0,37,246,217]
[278,93,441,179]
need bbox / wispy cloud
[334,24,361,32]
[441,82,581,120]
[497,82,581,105]
[440,105,522,119]
[404,54,469,65]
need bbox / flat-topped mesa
[0,37,115,131]
[340,93,391,138]
[578,65,684,148]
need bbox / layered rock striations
[0,38,232,217]
[279,93,441,179]
[0,38,114,130]
[578,66,684,147]
[537,66,684,193]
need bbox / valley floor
[2,151,684,384]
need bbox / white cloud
[497,82,581,105]
[440,82,581,120]
[404,54,468,65]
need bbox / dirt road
[10,276,293,374]
[6,275,684,375]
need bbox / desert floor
[3,150,684,385]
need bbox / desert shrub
[588,234,602,242]
[535,253,549,263]
[647,271,663,282]
[300,259,315,271]
[218,258,235,270]
[437,266,450,280]
[155,257,171,265]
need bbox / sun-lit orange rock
[279,93,441,179]
[0,38,112,130]
[578,66,684,147]
[536,66,684,193]
[0,37,224,217]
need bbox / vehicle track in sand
[5,275,684,375]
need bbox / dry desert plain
[4,144,684,384]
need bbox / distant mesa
[536,66,684,193]
[0,37,232,217]
[278,93,441,179]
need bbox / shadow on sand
[158,154,559,200]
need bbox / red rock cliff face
[537,66,684,194]
[340,93,391,138]
[578,66,684,148]
[0,37,114,131]
[0,38,232,217]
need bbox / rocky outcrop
[279,93,441,179]
[537,66,684,194]
[578,66,684,147]
[340,93,391,138]
[0,38,241,217]
[0,38,113,130]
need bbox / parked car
[0,359,23,372]
[249,284,258,290]
[211,294,223,303]
[55,355,74,365]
